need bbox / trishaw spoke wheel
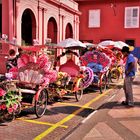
[15,102,21,117]
[75,90,83,101]
[4,112,15,122]
[75,79,83,101]
[110,69,120,83]
[35,89,48,118]
[100,74,107,93]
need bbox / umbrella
[83,42,94,47]
[114,41,128,49]
[98,40,115,46]
[56,38,86,49]
[83,42,98,48]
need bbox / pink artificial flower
[13,103,18,111]
[9,67,18,72]
[29,55,37,63]
[43,62,52,72]
[17,58,26,68]
[44,70,57,83]
[37,55,49,68]
[9,67,18,79]
[17,54,29,68]
[21,54,29,64]
[43,77,50,85]
[0,88,6,97]
[1,104,6,110]
[8,107,14,113]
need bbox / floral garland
[0,87,22,116]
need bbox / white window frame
[125,6,139,28]
[88,9,100,28]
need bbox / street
[0,78,124,140]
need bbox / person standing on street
[121,46,136,107]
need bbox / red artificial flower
[1,104,6,110]
[13,103,18,111]
[0,88,6,97]
[8,107,14,113]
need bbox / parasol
[83,42,98,49]
[56,38,86,49]
[98,40,115,46]
[114,41,128,49]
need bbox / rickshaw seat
[59,59,80,77]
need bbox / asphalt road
[0,80,123,140]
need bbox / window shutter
[125,7,139,28]
[89,9,100,28]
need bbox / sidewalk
[63,73,140,140]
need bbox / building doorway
[125,39,135,46]
[47,17,57,43]
[21,9,36,45]
[65,23,73,39]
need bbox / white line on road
[81,110,97,124]
[107,94,116,102]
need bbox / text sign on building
[88,9,100,28]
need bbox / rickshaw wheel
[35,89,48,118]
[3,112,15,122]
[15,102,22,117]
[100,74,107,93]
[110,68,120,83]
[75,89,83,101]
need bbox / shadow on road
[47,105,94,117]
[97,101,140,110]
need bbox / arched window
[47,17,57,43]
[21,8,36,45]
[65,23,73,39]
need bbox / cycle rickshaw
[80,50,112,93]
[100,47,124,83]
[47,38,93,101]
[0,44,57,122]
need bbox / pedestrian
[121,46,136,107]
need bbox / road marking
[107,94,116,102]
[57,102,94,110]
[81,110,97,124]
[17,118,68,128]
[34,89,112,140]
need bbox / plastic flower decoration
[0,87,22,116]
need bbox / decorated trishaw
[47,38,93,101]
[100,46,124,83]
[0,37,94,122]
[98,41,126,83]
[80,49,112,93]
[0,43,57,122]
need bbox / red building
[0,0,81,73]
[0,0,80,45]
[75,0,140,47]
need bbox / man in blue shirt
[121,46,136,107]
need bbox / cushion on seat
[59,59,80,77]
